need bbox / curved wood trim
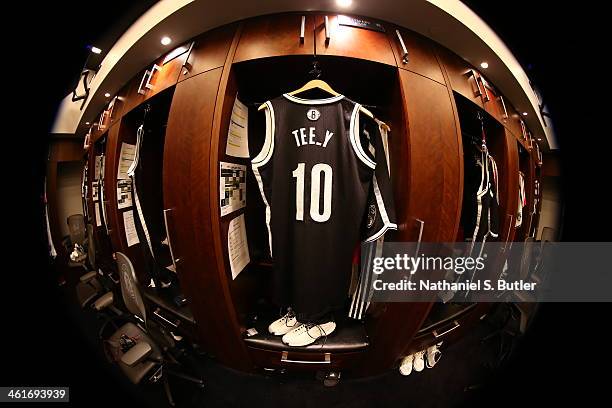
[206,23,254,370]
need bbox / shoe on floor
[426,343,442,368]
[399,354,414,376]
[281,321,336,347]
[413,350,426,372]
[268,309,300,336]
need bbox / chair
[75,223,105,308]
[98,252,204,405]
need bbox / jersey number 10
[292,162,332,222]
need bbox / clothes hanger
[258,59,376,121]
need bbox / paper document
[117,143,136,180]
[220,162,246,216]
[228,214,250,279]
[117,180,133,209]
[95,205,102,227]
[225,97,249,158]
[94,156,102,179]
[92,181,99,202]
[123,210,140,247]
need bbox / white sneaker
[399,354,414,376]
[426,343,442,368]
[413,350,426,372]
[281,321,336,347]
[268,310,299,336]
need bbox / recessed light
[522,112,528,116]
[480,62,489,69]
[90,46,102,54]
[161,36,172,46]
[104,93,111,98]
[85,122,90,125]
[336,0,353,7]
[537,138,542,141]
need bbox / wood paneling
[399,69,462,242]
[387,26,446,84]
[182,24,237,81]
[164,24,252,370]
[359,69,462,375]
[164,70,223,356]
[314,15,396,66]
[436,46,484,109]
[48,139,84,162]
[122,51,185,115]
[234,14,314,62]
[490,128,519,245]
[204,22,253,369]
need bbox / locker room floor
[62,285,544,408]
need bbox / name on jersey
[292,127,334,148]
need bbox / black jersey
[252,93,396,321]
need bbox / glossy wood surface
[182,24,237,81]
[387,25,446,84]
[314,15,396,66]
[234,14,315,62]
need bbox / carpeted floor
[66,285,522,408]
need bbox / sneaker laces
[282,310,297,328]
[305,322,331,348]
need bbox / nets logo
[306,108,321,121]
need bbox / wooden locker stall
[55,11,546,379]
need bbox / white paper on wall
[117,179,133,209]
[92,181,99,202]
[117,143,137,180]
[94,155,102,179]
[225,96,249,158]
[228,214,250,279]
[220,162,246,216]
[123,210,140,247]
[95,204,102,227]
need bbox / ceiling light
[85,122,90,125]
[537,138,542,141]
[480,62,489,69]
[522,112,528,116]
[336,0,353,7]
[90,46,102,54]
[104,93,111,98]
[161,36,172,46]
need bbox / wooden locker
[314,15,396,66]
[181,24,237,81]
[233,14,315,62]
[387,25,446,84]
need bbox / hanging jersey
[252,93,396,321]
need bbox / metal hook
[309,60,322,79]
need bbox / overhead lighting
[104,93,111,98]
[85,122,90,125]
[161,36,172,46]
[522,112,528,116]
[336,0,353,7]
[90,46,102,54]
[537,138,542,141]
[480,62,489,69]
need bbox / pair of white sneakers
[268,310,336,347]
[399,343,442,376]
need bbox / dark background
[4,1,609,406]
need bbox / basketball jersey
[252,93,396,321]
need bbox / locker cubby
[217,56,405,360]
